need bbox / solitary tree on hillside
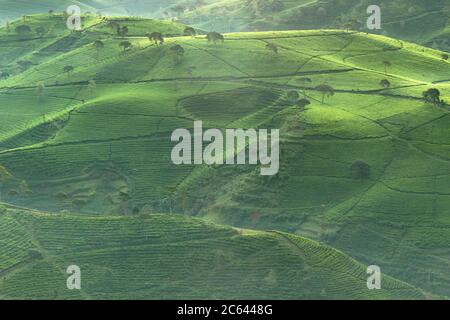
[0,71,10,79]
[383,60,391,74]
[171,4,186,17]
[206,32,224,44]
[379,79,391,89]
[0,165,12,181]
[88,80,96,96]
[350,160,371,179]
[17,60,33,70]
[315,84,335,104]
[423,88,442,106]
[170,44,185,64]
[63,65,74,78]
[36,82,45,100]
[0,165,13,202]
[15,24,31,37]
[117,26,129,37]
[184,27,196,37]
[442,54,449,61]
[341,19,359,32]
[35,26,46,38]
[119,40,132,52]
[147,32,164,45]
[287,90,300,104]
[316,6,327,17]
[28,249,43,261]
[107,21,120,35]
[297,98,311,110]
[296,77,312,97]
[93,40,104,59]
[265,42,278,54]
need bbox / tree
[184,27,196,37]
[316,7,327,17]
[35,26,46,38]
[28,249,43,261]
[48,10,54,14]
[383,60,391,74]
[296,77,312,96]
[20,180,31,195]
[206,32,224,44]
[350,160,371,179]
[119,40,132,52]
[170,44,185,64]
[423,88,442,106]
[117,26,129,37]
[171,4,186,16]
[5,21,10,33]
[63,65,74,78]
[315,84,335,104]
[107,21,120,35]
[342,20,355,32]
[0,164,13,202]
[0,71,10,79]
[265,42,278,54]
[0,165,12,181]
[442,54,449,61]
[88,80,96,96]
[36,82,45,99]
[17,60,33,70]
[93,40,104,59]
[252,0,284,15]
[147,32,164,45]
[379,79,391,89]
[297,98,311,110]
[287,90,300,104]
[15,24,31,37]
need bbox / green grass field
[0,12,449,299]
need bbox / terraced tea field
[0,204,426,299]
[182,0,450,52]
[0,13,449,299]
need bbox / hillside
[180,0,450,52]
[2,0,449,51]
[0,13,449,299]
[0,204,426,299]
[0,0,181,21]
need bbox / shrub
[28,249,43,260]
[350,160,371,179]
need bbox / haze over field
[1,0,449,51]
[0,1,449,300]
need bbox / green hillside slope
[2,0,448,51]
[0,14,449,299]
[181,0,450,52]
[0,204,426,299]
[0,0,180,21]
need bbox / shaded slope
[181,0,450,52]
[0,204,426,299]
